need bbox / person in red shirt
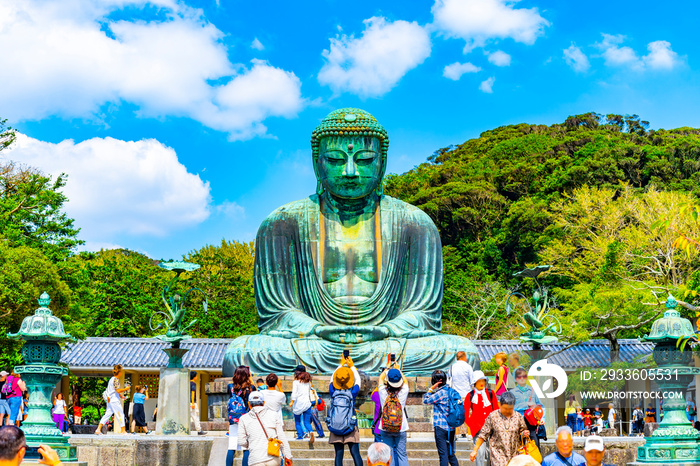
[583,408,592,431]
[464,370,499,466]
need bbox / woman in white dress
[95,364,130,435]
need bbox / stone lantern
[6,292,80,463]
[634,295,700,464]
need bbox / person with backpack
[326,355,362,466]
[0,371,10,427]
[423,370,460,466]
[378,366,409,466]
[465,370,499,466]
[632,405,644,436]
[226,365,256,466]
[4,372,25,427]
[95,365,129,435]
[448,350,474,438]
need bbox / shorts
[0,400,10,416]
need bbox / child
[575,407,584,436]
[583,408,592,432]
[591,412,603,434]
[255,378,267,390]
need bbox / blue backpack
[445,387,465,428]
[227,390,247,424]
[326,389,357,436]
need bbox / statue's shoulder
[258,196,319,231]
[381,195,437,229]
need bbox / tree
[63,249,164,338]
[0,242,72,369]
[0,161,83,261]
[185,240,256,338]
[538,185,700,358]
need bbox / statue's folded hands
[314,325,390,343]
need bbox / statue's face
[317,136,382,200]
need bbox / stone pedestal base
[635,438,700,464]
[155,367,190,435]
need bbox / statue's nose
[343,157,358,177]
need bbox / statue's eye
[355,152,376,165]
[356,156,375,165]
[322,153,345,164]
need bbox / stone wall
[68,435,213,466]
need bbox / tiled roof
[60,337,654,371]
[476,339,655,370]
[60,337,234,370]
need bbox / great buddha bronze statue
[222,108,478,375]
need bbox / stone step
[285,438,472,451]
[233,459,474,466]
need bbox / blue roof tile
[60,337,654,371]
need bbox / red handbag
[316,398,325,411]
[525,405,543,425]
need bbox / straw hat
[333,366,355,390]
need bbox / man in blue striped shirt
[423,370,458,466]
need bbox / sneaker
[198,431,207,435]
[302,432,310,439]
[146,431,155,435]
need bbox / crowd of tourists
[0,353,631,466]
[221,350,618,466]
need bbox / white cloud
[318,17,431,97]
[598,34,639,67]
[431,0,549,51]
[0,0,303,140]
[216,201,246,220]
[644,40,679,70]
[251,38,264,51]
[479,76,495,93]
[563,44,590,72]
[443,62,481,80]
[596,34,680,72]
[5,133,211,239]
[487,50,511,66]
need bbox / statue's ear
[312,154,324,196]
[375,154,386,197]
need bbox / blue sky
[2,0,698,260]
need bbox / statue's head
[311,108,389,200]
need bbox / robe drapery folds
[223,195,478,375]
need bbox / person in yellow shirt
[564,394,581,434]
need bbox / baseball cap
[584,435,605,452]
[0,371,8,377]
[387,369,403,388]
[248,392,264,404]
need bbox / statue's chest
[318,213,380,303]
